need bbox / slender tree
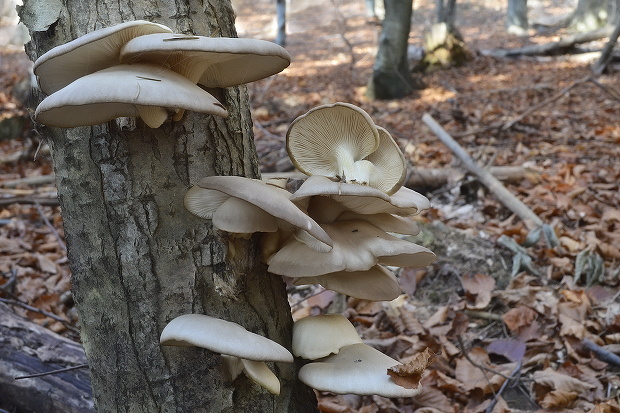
[367,0,415,100]
[19,0,317,411]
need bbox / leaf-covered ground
[1,0,619,411]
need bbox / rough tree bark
[19,1,317,412]
[367,0,415,100]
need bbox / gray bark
[368,0,415,100]
[436,0,457,30]
[570,0,610,31]
[276,0,286,46]
[507,0,528,35]
[18,0,316,411]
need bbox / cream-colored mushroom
[34,20,172,95]
[120,33,291,88]
[298,343,422,397]
[34,63,228,128]
[160,314,292,395]
[266,219,435,277]
[184,176,333,252]
[292,314,362,360]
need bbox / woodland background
[0,0,619,411]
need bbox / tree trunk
[570,0,611,31]
[367,0,416,100]
[275,0,286,46]
[19,1,317,412]
[436,0,457,31]
[507,0,528,35]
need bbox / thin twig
[582,339,620,367]
[14,363,88,380]
[485,360,523,413]
[34,202,67,252]
[456,335,514,380]
[0,297,80,334]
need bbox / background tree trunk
[275,0,286,46]
[19,0,316,411]
[507,0,529,35]
[569,0,610,31]
[367,0,415,100]
[436,0,457,31]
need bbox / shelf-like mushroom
[184,176,333,252]
[266,219,435,277]
[34,63,228,128]
[290,176,429,220]
[160,314,293,395]
[34,20,173,95]
[298,343,422,397]
[290,265,402,301]
[292,314,363,360]
[120,33,291,88]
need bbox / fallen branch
[0,302,93,413]
[1,174,56,187]
[582,339,620,367]
[262,165,535,189]
[593,20,620,75]
[480,27,613,58]
[422,113,543,229]
[0,195,60,207]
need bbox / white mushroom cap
[298,343,422,397]
[290,176,428,218]
[160,314,293,362]
[34,63,228,128]
[335,211,420,235]
[120,33,291,88]
[267,220,436,277]
[185,176,333,251]
[292,265,402,301]
[34,20,172,95]
[292,314,362,359]
[286,103,380,184]
[365,126,407,194]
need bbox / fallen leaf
[538,390,578,409]
[502,305,537,334]
[487,339,526,363]
[387,347,436,389]
[460,273,495,309]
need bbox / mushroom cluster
[293,314,423,397]
[33,20,291,128]
[185,102,435,301]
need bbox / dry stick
[422,113,544,229]
[582,339,620,367]
[456,335,514,381]
[0,297,80,334]
[34,202,67,252]
[593,19,620,76]
[14,363,89,380]
[485,360,523,413]
[1,174,56,188]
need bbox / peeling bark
[19,0,316,411]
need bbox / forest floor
[1,0,620,411]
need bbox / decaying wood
[0,302,93,413]
[480,27,613,58]
[262,165,533,189]
[422,113,544,229]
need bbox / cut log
[0,302,93,413]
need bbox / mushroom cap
[292,314,362,359]
[34,20,172,95]
[286,102,380,182]
[365,126,407,195]
[160,314,293,363]
[292,265,402,301]
[267,220,436,277]
[191,176,333,250]
[291,176,428,217]
[120,33,291,87]
[34,63,228,128]
[298,343,422,397]
[240,359,282,395]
